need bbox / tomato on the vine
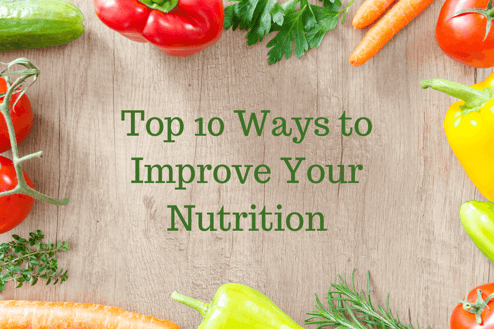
[0,78,34,153]
[436,0,494,68]
[0,156,34,233]
[451,283,494,329]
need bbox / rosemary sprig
[306,270,430,329]
[0,230,70,291]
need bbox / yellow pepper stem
[171,291,209,317]
[420,79,490,108]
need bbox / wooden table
[0,0,492,327]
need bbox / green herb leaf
[266,8,309,64]
[306,5,341,49]
[225,0,289,45]
[321,0,342,11]
[0,231,70,291]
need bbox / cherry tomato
[436,0,494,68]
[0,156,34,233]
[0,78,34,153]
[451,283,494,329]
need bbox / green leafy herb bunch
[0,230,70,291]
[224,0,354,64]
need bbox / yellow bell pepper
[421,74,494,201]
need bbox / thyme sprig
[306,271,430,329]
[0,230,70,291]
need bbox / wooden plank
[0,0,492,327]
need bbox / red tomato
[451,283,494,329]
[0,156,34,233]
[436,0,494,68]
[0,78,34,153]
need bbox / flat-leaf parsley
[224,0,354,64]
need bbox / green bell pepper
[171,283,303,328]
[461,200,494,263]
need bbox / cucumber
[0,0,85,51]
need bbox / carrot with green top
[352,0,395,28]
[350,0,435,66]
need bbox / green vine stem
[0,58,69,205]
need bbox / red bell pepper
[94,0,223,56]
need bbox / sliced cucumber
[0,0,85,51]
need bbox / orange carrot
[350,0,435,66]
[352,0,395,28]
[0,300,180,329]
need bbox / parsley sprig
[224,0,354,64]
[0,230,70,291]
[306,271,430,329]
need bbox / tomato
[436,0,494,68]
[451,283,494,329]
[0,78,34,153]
[0,156,34,233]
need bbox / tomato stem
[0,58,69,206]
[447,0,494,41]
[458,289,494,324]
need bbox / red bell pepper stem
[138,0,179,13]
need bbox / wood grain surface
[0,0,492,327]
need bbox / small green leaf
[234,0,261,23]
[306,6,341,48]
[271,3,285,25]
[281,0,298,13]
[267,9,309,64]
[320,0,342,10]
[224,5,236,29]
[300,0,317,31]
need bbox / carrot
[350,0,435,66]
[0,300,180,329]
[352,0,395,28]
